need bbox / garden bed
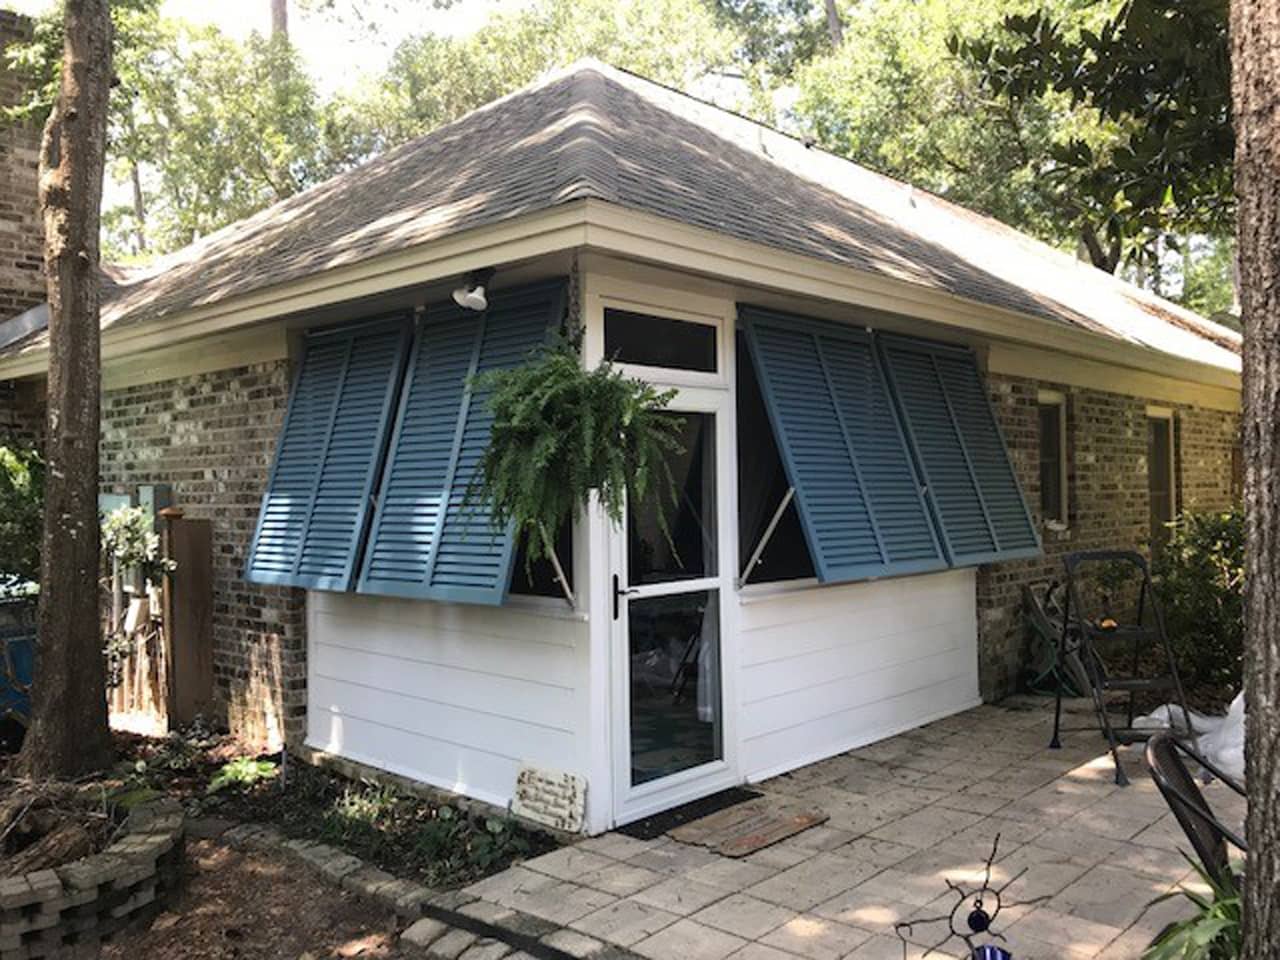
[115,725,557,890]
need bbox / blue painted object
[0,619,35,728]
[878,333,1041,566]
[740,306,947,583]
[245,315,413,592]
[358,280,566,605]
[972,946,1012,960]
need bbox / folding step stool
[1049,550,1194,786]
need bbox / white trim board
[0,201,1241,398]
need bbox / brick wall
[975,372,1241,700]
[0,11,45,321]
[98,360,306,749]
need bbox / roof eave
[0,197,1241,396]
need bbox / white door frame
[608,384,740,825]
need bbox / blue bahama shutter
[878,334,1040,566]
[358,280,566,604]
[245,315,412,591]
[739,307,948,582]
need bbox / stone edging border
[0,797,185,959]
[213,821,644,960]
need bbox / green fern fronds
[470,340,684,571]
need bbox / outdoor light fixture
[452,268,494,312]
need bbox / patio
[461,697,1244,960]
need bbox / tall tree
[16,0,114,779]
[1232,0,1280,951]
[791,0,1115,256]
[823,0,843,47]
[271,0,289,39]
[954,0,1232,272]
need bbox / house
[0,37,1241,833]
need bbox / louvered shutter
[245,316,412,591]
[879,334,1040,565]
[739,307,947,582]
[358,280,565,604]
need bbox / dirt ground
[102,840,409,960]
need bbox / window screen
[736,335,814,584]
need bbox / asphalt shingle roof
[0,61,1241,372]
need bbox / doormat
[668,799,829,857]
[615,787,762,841]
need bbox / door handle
[612,574,637,620]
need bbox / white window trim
[1037,390,1069,529]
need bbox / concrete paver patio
[461,698,1245,960]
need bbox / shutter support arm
[539,523,575,609]
[737,487,795,589]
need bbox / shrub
[1152,507,1244,692]
[0,445,44,587]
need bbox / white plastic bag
[1136,691,1246,782]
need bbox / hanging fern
[471,340,684,568]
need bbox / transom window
[604,308,717,373]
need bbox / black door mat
[615,786,762,841]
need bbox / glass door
[611,395,734,822]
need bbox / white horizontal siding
[306,591,588,810]
[738,569,979,781]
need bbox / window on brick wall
[1147,409,1177,556]
[1037,391,1068,526]
[1232,441,1244,502]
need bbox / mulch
[102,839,408,960]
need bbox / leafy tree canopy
[952,0,1233,262]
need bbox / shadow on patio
[467,698,1245,960]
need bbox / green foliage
[953,0,1233,264]
[1177,237,1238,322]
[712,0,830,80]
[206,757,280,795]
[101,504,175,582]
[0,446,44,587]
[406,806,531,873]
[337,0,739,156]
[791,0,1121,257]
[472,343,685,569]
[1153,508,1244,691]
[1143,858,1242,960]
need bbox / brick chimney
[0,11,45,321]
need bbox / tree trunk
[271,0,288,40]
[14,0,114,780]
[1231,0,1280,955]
[824,0,844,47]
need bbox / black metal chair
[1144,732,1246,887]
[1050,550,1193,785]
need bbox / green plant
[0,445,44,587]
[1153,508,1244,691]
[1143,859,1242,960]
[206,757,279,795]
[101,505,176,583]
[472,342,684,569]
